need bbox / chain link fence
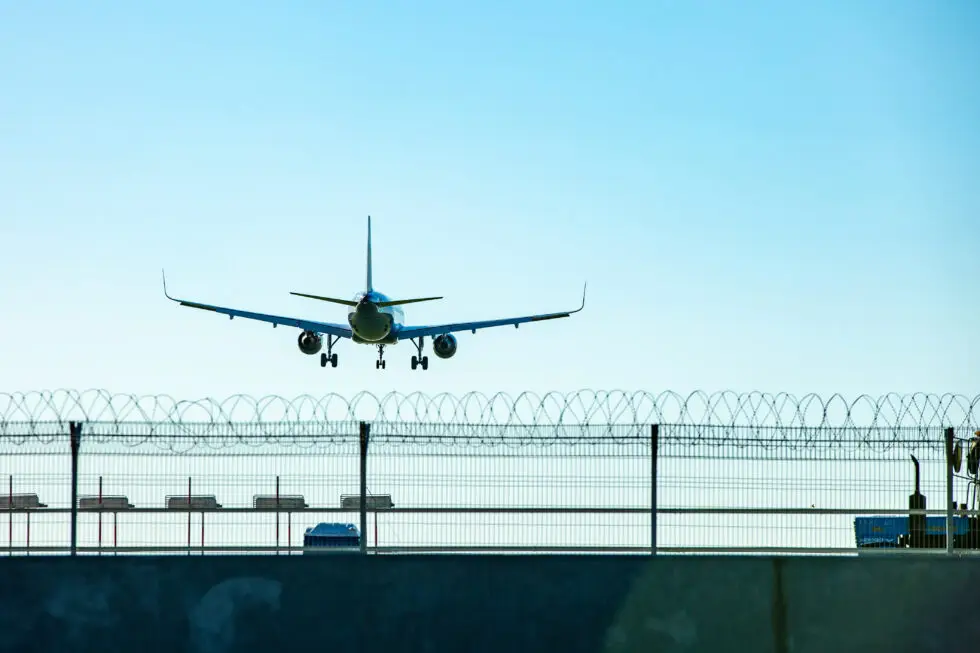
[2,390,978,555]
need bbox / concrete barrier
[0,555,978,653]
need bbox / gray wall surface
[1,554,978,653]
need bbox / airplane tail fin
[366,215,373,292]
[289,292,442,307]
[288,292,357,306]
[291,217,442,308]
[375,296,443,308]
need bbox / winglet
[162,268,176,301]
[574,281,587,313]
[554,281,587,317]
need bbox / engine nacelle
[432,333,457,359]
[297,330,323,355]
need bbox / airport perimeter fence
[2,389,979,556]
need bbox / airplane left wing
[162,271,353,339]
[395,283,586,340]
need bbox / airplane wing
[395,283,586,340]
[162,271,353,339]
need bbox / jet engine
[432,333,457,359]
[297,330,323,355]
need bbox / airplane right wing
[394,283,586,340]
[162,271,353,339]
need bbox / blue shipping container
[854,515,970,547]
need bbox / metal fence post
[359,421,369,555]
[651,423,659,555]
[69,421,82,556]
[946,427,954,555]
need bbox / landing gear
[375,344,386,369]
[411,337,429,371]
[320,336,339,368]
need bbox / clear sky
[2,1,978,403]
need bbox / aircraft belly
[350,311,393,343]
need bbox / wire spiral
[0,388,977,429]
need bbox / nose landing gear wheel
[376,345,386,369]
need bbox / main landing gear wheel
[375,345,386,369]
[319,335,340,368]
[411,336,429,370]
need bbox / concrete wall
[1,554,979,653]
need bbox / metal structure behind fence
[1,390,979,555]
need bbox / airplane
[162,216,587,370]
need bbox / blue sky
[1,1,978,403]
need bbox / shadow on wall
[0,555,979,653]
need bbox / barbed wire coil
[0,388,976,428]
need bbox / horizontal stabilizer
[289,292,358,306]
[376,296,443,308]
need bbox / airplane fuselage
[347,291,405,344]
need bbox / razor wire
[0,390,976,447]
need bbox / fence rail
[2,390,979,556]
